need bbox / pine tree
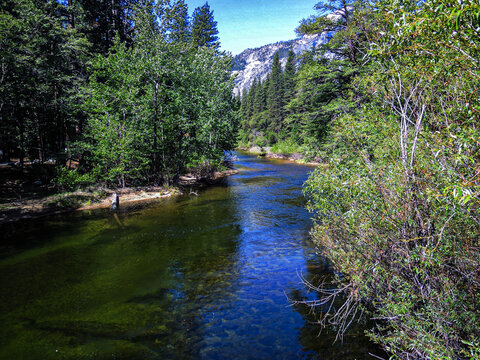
[267,51,284,138]
[78,0,135,54]
[283,49,296,104]
[240,88,249,121]
[246,78,258,119]
[0,0,89,164]
[289,0,361,149]
[297,0,357,63]
[191,2,219,48]
[253,77,266,114]
[166,0,190,43]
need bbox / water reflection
[0,152,382,359]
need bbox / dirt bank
[0,168,239,224]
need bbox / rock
[267,153,288,160]
[248,146,263,154]
[232,32,334,96]
[288,153,303,161]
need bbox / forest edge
[0,166,239,224]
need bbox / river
[0,152,381,359]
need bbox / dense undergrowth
[298,0,480,358]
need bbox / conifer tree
[0,0,89,164]
[78,0,135,54]
[246,78,258,119]
[240,88,249,121]
[297,0,357,64]
[288,0,362,149]
[254,78,266,114]
[267,51,284,138]
[166,0,190,43]
[191,2,219,48]
[283,49,296,105]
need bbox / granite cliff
[231,32,332,96]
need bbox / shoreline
[0,168,239,224]
[238,147,320,166]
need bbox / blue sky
[186,0,319,55]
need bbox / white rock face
[232,32,332,96]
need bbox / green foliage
[166,0,190,43]
[284,54,355,154]
[76,0,135,54]
[238,0,366,153]
[253,135,268,148]
[270,139,303,155]
[2,0,235,188]
[238,50,298,148]
[55,167,95,191]
[72,1,237,187]
[185,154,221,178]
[191,2,219,48]
[297,0,360,64]
[283,49,296,109]
[266,52,284,136]
[0,0,90,164]
[78,39,150,187]
[302,0,480,358]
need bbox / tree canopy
[1,0,238,188]
[191,2,219,49]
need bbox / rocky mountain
[231,32,332,96]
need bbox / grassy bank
[238,146,320,166]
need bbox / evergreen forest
[0,0,238,188]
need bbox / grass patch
[270,140,304,155]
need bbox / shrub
[54,167,96,191]
[270,139,303,155]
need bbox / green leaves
[191,2,220,49]
[301,0,480,357]
[75,4,237,187]
[0,0,90,163]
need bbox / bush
[186,155,221,179]
[270,139,303,155]
[253,135,268,148]
[54,167,96,191]
[304,105,480,358]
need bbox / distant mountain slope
[232,32,332,96]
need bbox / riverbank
[238,146,321,166]
[0,168,238,224]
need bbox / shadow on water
[0,152,384,359]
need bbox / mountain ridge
[232,32,332,96]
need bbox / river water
[0,152,381,359]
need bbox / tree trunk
[153,81,159,177]
[18,117,24,168]
[34,111,44,162]
[111,193,119,210]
